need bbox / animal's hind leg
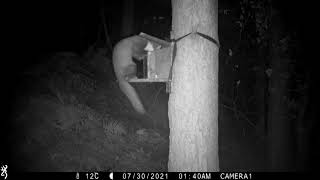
[118,80,146,114]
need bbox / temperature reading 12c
[86,172,99,179]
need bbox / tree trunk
[168,0,219,171]
[121,0,135,37]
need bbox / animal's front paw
[124,75,137,81]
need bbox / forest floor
[9,52,266,172]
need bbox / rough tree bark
[168,0,219,171]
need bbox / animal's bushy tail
[118,80,146,114]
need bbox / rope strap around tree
[166,32,220,93]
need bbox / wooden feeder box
[128,32,173,83]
